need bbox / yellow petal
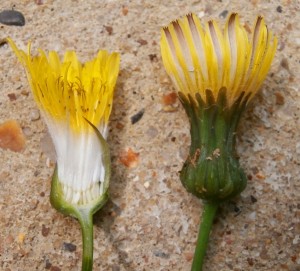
[8,38,120,133]
[160,13,277,107]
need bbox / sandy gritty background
[0,0,299,270]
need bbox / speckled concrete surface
[0,0,299,271]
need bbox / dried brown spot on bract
[206,148,221,161]
[190,148,201,167]
[213,148,221,158]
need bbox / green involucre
[179,88,249,202]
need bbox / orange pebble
[0,120,26,152]
[119,148,139,168]
[162,92,177,105]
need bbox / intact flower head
[160,13,277,271]
[161,13,277,107]
[160,14,277,201]
[8,38,120,206]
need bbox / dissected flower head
[8,38,120,206]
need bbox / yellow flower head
[8,38,120,205]
[8,38,120,132]
[161,13,277,106]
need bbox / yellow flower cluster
[8,39,120,132]
[161,13,277,106]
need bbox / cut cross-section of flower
[8,38,120,271]
[161,13,277,107]
[8,39,120,206]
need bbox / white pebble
[197,11,205,18]
[295,37,300,46]
[292,235,299,245]
[30,110,40,121]
[248,211,256,220]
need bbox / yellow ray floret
[160,13,277,106]
[8,38,120,132]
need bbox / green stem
[77,209,94,271]
[191,202,219,271]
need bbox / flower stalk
[191,202,218,271]
[8,38,120,271]
[78,210,94,271]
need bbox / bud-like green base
[179,88,249,202]
[50,120,111,271]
